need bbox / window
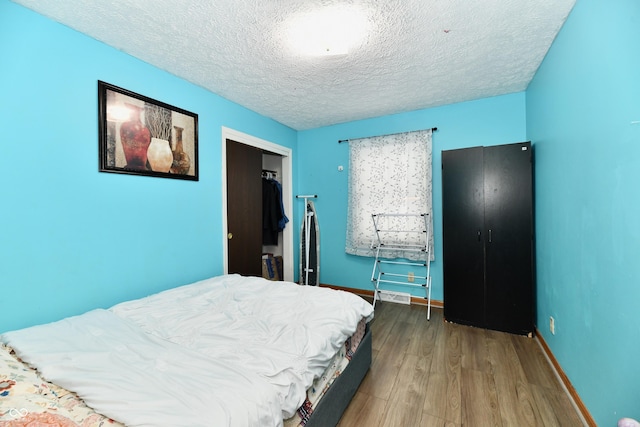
[345,129,433,261]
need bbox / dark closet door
[226,139,263,277]
[484,143,533,334]
[442,146,486,327]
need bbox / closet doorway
[221,127,293,281]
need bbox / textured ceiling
[13,0,576,130]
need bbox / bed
[0,274,374,427]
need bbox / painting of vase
[119,103,151,170]
[99,81,199,180]
[147,137,173,172]
[171,126,191,175]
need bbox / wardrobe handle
[488,229,492,243]
[477,230,481,241]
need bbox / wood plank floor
[338,302,585,427]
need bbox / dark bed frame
[304,325,372,427]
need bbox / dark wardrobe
[442,142,534,336]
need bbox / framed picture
[98,81,198,180]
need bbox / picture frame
[98,81,198,181]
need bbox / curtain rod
[338,127,437,144]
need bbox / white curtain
[345,129,433,261]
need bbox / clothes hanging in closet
[262,178,288,245]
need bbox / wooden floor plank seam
[338,301,584,427]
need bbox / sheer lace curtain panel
[345,129,434,261]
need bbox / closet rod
[338,127,437,144]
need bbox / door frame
[221,126,294,281]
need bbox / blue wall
[527,0,640,424]
[0,0,296,332]
[297,93,527,300]
[3,0,637,423]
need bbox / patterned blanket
[0,344,122,427]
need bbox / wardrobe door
[442,146,486,327]
[226,139,263,277]
[484,142,533,335]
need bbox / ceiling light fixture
[285,5,370,57]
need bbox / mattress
[2,309,283,427]
[0,326,370,427]
[110,274,374,418]
[1,274,374,426]
[284,317,368,426]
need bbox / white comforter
[1,309,283,427]
[110,274,374,418]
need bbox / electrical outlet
[407,272,415,282]
[550,316,555,335]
